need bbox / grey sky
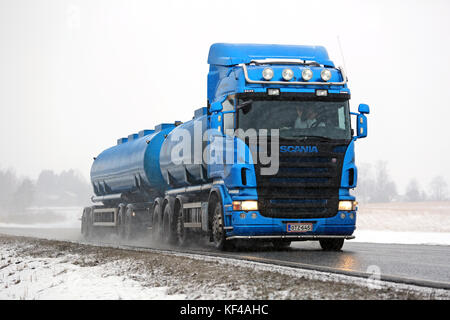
[1,0,449,193]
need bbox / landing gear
[319,238,344,251]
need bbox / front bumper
[225,209,356,240]
[226,234,355,240]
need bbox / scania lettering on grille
[280,146,319,153]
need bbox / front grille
[254,141,347,219]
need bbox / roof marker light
[262,67,274,80]
[321,69,332,81]
[302,68,313,81]
[316,89,328,96]
[282,68,294,81]
[267,88,280,96]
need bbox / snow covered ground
[1,235,447,300]
[354,202,450,245]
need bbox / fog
[1,0,450,195]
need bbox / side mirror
[236,100,253,115]
[356,114,368,138]
[358,103,370,114]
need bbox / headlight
[232,200,258,211]
[302,68,313,81]
[282,68,294,81]
[262,67,274,80]
[321,69,332,81]
[338,200,356,211]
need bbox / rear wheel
[175,203,188,246]
[162,202,177,245]
[118,206,126,240]
[124,208,134,240]
[319,238,344,251]
[81,207,90,238]
[152,203,163,242]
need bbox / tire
[211,197,233,251]
[162,203,177,245]
[82,207,94,239]
[118,206,126,240]
[175,202,188,247]
[319,238,344,251]
[272,240,291,249]
[152,202,163,242]
[81,207,89,238]
[124,208,134,241]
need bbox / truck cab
[205,43,370,250]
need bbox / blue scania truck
[81,43,370,251]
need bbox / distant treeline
[0,161,448,212]
[354,160,449,203]
[0,168,91,213]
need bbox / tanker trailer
[82,123,176,239]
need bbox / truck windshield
[237,99,351,141]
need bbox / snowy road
[0,226,449,289]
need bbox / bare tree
[405,178,425,202]
[353,162,375,203]
[371,160,398,203]
[12,178,36,212]
[429,176,448,201]
[0,168,19,212]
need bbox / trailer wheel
[162,203,177,245]
[82,207,94,239]
[211,198,233,251]
[175,202,188,247]
[81,207,90,238]
[118,206,126,240]
[319,238,344,251]
[152,202,163,242]
[124,208,134,241]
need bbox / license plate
[286,223,313,233]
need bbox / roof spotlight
[321,69,332,81]
[282,68,294,81]
[262,67,274,80]
[302,68,313,81]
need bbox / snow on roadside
[1,235,449,300]
[0,244,185,300]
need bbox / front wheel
[211,199,233,251]
[319,238,344,251]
